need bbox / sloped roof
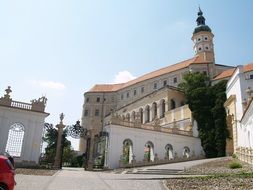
[88,55,211,93]
[214,62,253,81]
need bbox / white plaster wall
[226,67,253,147]
[241,102,253,148]
[104,124,202,169]
[0,106,48,164]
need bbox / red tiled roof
[88,56,211,93]
[214,62,253,81]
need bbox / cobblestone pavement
[15,158,220,190]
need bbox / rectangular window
[154,83,157,89]
[127,92,129,98]
[96,97,100,103]
[163,80,167,86]
[250,74,253,79]
[84,110,89,116]
[86,97,90,103]
[121,94,124,100]
[173,77,177,84]
[141,87,144,93]
[134,89,137,96]
[95,109,99,116]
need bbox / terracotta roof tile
[213,62,253,81]
[88,56,211,93]
[213,68,236,80]
[243,62,253,72]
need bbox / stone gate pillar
[54,113,65,169]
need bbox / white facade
[225,65,253,164]
[104,124,203,169]
[0,87,49,165]
[226,66,253,147]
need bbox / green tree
[42,126,74,165]
[179,72,228,157]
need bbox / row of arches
[122,99,182,124]
[122,139,191,164]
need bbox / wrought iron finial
[66,120,87,139]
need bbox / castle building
[81,8,233,169]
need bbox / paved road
[15,158,220,190]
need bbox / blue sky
[0,0,253,149]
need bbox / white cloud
[113,70,136,83]
[29,80,66,90]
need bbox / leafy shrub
[232,153,237,159]
[229,162,242,169]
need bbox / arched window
[144,141,154,162]
[165,144,173,160]
[160,99,166,118]
[183,146,190,158]
[5,123,25,157]
[139,108,143,124]
[131,111,136,122]
[126,113,130,121]
[170,99,176,110]
[152,102,157,121]
[122,139,133,164]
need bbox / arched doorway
[144,141,154,162]
[183,146,190,158]
[122,139,133,164]
[165,144,173,160]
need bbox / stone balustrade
[11,101,32,110]
[236,147,253,165]
[108,117,193,137]
[0,86,47,112]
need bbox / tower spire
[196,6,206,26]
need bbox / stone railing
[109,118,193,137]
[236,147,253,165]
[119,153,205,168]
[163,118,192,129]
[11,101,32,110]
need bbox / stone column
[54,113,65,169]
[157,102,161,119]
[143,109,146,124]
[165,100,169,112]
